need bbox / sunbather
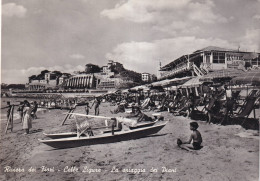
[126,105,153,122]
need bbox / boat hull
[39,122,167,149]
[43,132,79,139]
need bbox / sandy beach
[0,98,259,181]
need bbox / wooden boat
[44,120,158,138]
[39,121,167,149]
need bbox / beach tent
[231,70,260,86]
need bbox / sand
[0,98,259,181]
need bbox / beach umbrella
[231,70,260,85]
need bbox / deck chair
[231,96,259,126]
[231,90,241,111]
[172,97,189,116]
[192,98,202,111]
[74,116,93,137]
[204,97,216,113]
[248,89,259,98]
[156,97,169,112]
[141,98,151,109]
[203,97,221,123]
[236,90,259,111]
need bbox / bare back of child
[177,122,203,151]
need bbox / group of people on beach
[85,97,101,116]
[2,100,38,134]
[2,82,257,152]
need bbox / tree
[29,75,37,82]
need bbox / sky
[1,0,260,84]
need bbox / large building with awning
[158,46,260,80]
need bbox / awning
[130,85,149,91]
[180,76,201,88]
[199,69,245,82]
[154,77,192,87]
[231,70,260,85]
[150,79,170,87]
[121,89,129,93]
[168,86,178,90]
[163,77,191,86]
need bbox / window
[213,52,225,64]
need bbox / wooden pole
[5,113,11,134]
[5,105,14,134]
[61,109,73,126]
[68,105,77,119]
[11,106,14,132]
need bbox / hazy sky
[2,0,260,84]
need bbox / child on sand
[177,122,202,151]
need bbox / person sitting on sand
[177,122,203,151]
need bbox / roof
[193,46,237,53]
[242,52,259,60]
[160,46,239,70]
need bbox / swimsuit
[193,142,201,150]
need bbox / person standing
[31,101,38,119]
[17,102,24,123]
[23,101,33,134]
[85,102,90,115]
[91,97,101,115]
[1,101,12,120]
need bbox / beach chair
[221,90,260,126]
[248,89,259,97]
[203,97,221,123]
[191,98,202,111]
[202,96,216,113]
[141,98,151,109]
[230,96,259,126]
[172,97,190,116]
[231,90,241,111]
